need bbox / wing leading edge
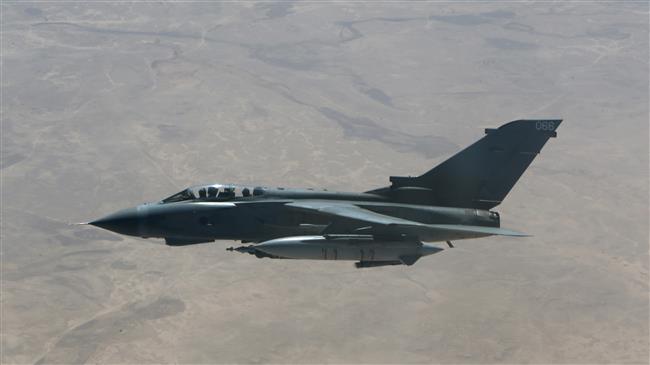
[285,201,527,242]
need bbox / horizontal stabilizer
[427,224,529,237]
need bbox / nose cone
[90,207,143,236]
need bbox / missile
[229,235,443,267]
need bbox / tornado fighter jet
[89,119,562,268]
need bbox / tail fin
[375,119,562,209]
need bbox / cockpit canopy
[161,184,263,204]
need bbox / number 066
[535,121,555,131]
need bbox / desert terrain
[1,2,648,363]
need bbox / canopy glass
[161,184,263,203]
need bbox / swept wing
[285,201,527,242]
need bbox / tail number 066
[535,120,555,131]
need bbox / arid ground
[2,2,648,364]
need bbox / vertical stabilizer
[375,119,562,209]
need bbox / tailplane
[370,119,562,209]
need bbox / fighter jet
[89,119,562,268]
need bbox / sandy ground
[1,2,648,364]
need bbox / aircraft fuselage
[91,187,500,245]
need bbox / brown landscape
[1,2,648,364]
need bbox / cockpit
[161,184,264,204]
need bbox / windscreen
[161,188,195,203]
